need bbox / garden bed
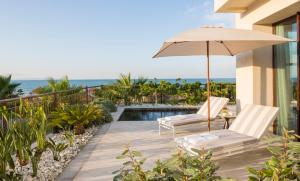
[14,126,98,181]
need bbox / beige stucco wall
[232,0,300,111]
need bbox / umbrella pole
[206,41,211,131]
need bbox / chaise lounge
[157,96,229,137]
[174,104,279,157]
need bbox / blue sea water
[13,78,236,94]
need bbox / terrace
[0,76,297,180]
[57,105,272,181]
[1,0,299,180]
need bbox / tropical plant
[31,76,80,94]
[11,103,68,177]
[95,99,117,112]
[248,128,300,181]
[115,73,134,105]
[62,130,75,146]
[0,108,23,180]
[29,107,49,176]
[113,146,222,181]
[50,103,101,134]
[97,105,113,123]
[113,145,147,181]
[0,128,15,178]
[96,73,236,105]
[47,138,68,161]
[10,121,33,167]
[0,75,22,99]
[132,77,148,104]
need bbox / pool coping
[116,104,200,121]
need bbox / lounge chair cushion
[175,130,257,154]
[183,133,219,145]
[158,114,208,126]
[157,96,229,127]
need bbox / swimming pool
[118,108,198,121]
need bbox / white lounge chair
[175,104,279,157]
[157,96,229,137]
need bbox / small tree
[113,146,223,181]
[0,75,22,99]
[248,128,300,181]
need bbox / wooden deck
[58,105,272,181]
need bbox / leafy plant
[98,105,113,123]
[113,146,222,181]
[62,130,75,146]
[96,73,236,105]
[47,138,68,161]
[10,121,33,167]
[0,128,15,177]
[113,145,147,181]
[115,73,135,105]
[50,103,101,134]
[0,74,22,99]
[248,128,300,181]
[29,107,49,177]
[150,149,221,181]
[32,76,69,94]
[96,99,117,112]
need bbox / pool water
[118,108,198,121]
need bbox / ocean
[13,78,236,94]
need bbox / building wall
[233,0,300,110]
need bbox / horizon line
[12,77,236,81]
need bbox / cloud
[203,12,234,27]
[184,0,211,16]
[184,5,201,15]
[184,0,234,28]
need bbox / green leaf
[116,155,126,159]
[139,158,146,165]
[268,146,282,155]
[121,149,129,156]
[248,176,259,181]
[248,167,259,175]
[123,161,133,166]
[132,151,142,157]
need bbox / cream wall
[232,0,300,111]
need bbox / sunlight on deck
[58,106,271,181]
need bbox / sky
[0,0,235,80]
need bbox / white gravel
[13,126,98,181]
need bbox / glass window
[274,17,298,134]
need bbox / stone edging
[56,122,112,181]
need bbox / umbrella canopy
[153,27,292,131]
[153,27,292,57]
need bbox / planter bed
[13,126,98,181]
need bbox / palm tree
[32,76,72,94]
[133,77,148,103]
[0,75,21,99]
[47,76,70,92]
[115,73,134,105]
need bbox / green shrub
[113,146,222,181]
[113,145,147,181]
[98,105,113,123]
[248,128,300,181]
[96,99,117,112]
[50,103,102,134]
[95,73,236,105]
[0,103,68,178]
[0,128,16,179]
[47,138,68,161]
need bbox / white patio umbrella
[153,26,292,131]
